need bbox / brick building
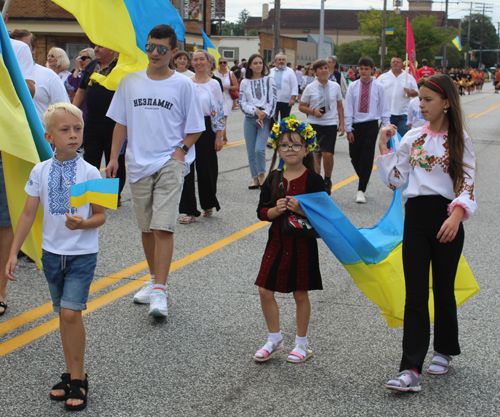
[244,5,460,48]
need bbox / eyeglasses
[277,144,305,152]
[80,56,91,61]
[219,61,227,64]
[145,43,172,55]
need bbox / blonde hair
[47,47,70,71]
[80,47,95,60]
[193,49,215,74]
[44,103,84,133]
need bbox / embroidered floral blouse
[193,79,225,132]
[376,124,477,220]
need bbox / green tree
[355,9,458,68]
[460,14,498,68]
[337,39,379,65]
[221,9,250,36]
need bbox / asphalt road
[1,84,499,417]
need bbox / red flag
[406,17,416,77]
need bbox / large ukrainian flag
[0,18,53,269]
[200,27,221,64]
[52,0,186,91]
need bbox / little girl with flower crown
[253,116,326,364]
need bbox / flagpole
[405,53,408,97]
[1,0,12,18]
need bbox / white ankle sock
[289,335,308,358]
[150,275,155,284]
[153,283,166,292]
[268,331,282,346]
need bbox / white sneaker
[148,290,168,317]
[133,281,154,304]
[356,190,366,203]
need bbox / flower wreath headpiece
[268,115,317,171]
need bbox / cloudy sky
[224,0,500,34]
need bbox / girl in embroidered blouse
[253,117,325,364]
[376,74,477,393]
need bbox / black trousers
[400,196,464,373]
[179,117,220,216]
[83,120,126,196]
[348,120,379,192]
[273,101,292,124]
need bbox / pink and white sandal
[253,340,284,362]
[286,343,313,363]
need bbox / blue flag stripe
[70,178,119,197]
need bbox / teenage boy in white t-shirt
[106,24,204,318]
[299,59,344,195]
[6,103,106,411]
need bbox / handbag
[279,172,319,239]
[229,71,240,100]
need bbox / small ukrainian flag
[70,178,119,210]
[385,28,394,35]
[193,42,199,51]
[452,36,462,51]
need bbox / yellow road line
[0,262,148,337]
[0,168,367,356]
[223,140,246,149]
[0,222,268,357]
[474,103,500,118]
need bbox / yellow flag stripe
[71,191,118,210]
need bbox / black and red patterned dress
[255,169,325,293]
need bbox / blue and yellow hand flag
[193,43,199,51]
[199,27,221,64]
[0,18,52,269]
[70,179,120,210]
[452,36,462,51]
[52,0,185,91]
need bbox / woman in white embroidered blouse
[239,54,277,189]
[377,75,477,393]
[178,50,225,224]
[173,51,194,77]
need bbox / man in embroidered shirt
[73,46,126,205]
[344,56,391,204]
[377,56,418,138]
[270,53,298,124]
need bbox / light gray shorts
[129,158,185,233]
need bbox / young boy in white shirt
[299,59,344,195]
[106,24,204,318]
[5,103,106,411]
[344,56,391,203]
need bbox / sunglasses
[145,43,172,55]
[219,61,227,64]
[80,56,91,61]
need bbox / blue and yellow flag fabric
[70,179,119,210]
[0,18,53,269]
[199,27,221,64]
[452,36,462,51]
[52,0,185,91]
[193,43,199,51]
[296,191,479,328]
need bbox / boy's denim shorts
[0,152,12,228]
[42,250,97,313]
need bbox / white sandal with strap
[253,340,284,362]
[286,343,313,363]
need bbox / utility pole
[479,3,485,68]
[497,22,500,67]
[443,0,449,70]
[318,0,325,59]
[273,0,281,59]
[466,2,473,68]
[381,0,387,72]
